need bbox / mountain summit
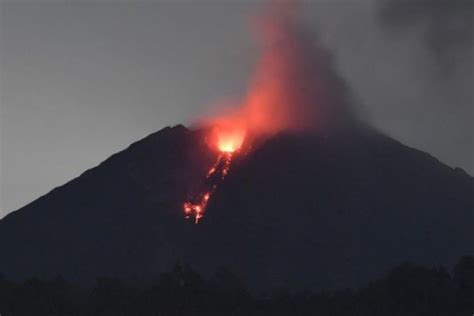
[0,125,472,290]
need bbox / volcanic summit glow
[211,118,247,153]
[217,129,246,153]
[183,0,354,223]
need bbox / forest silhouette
[1,256,472,316]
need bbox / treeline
[0,256,472,316]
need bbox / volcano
[0,124,472,290]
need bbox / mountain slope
[0,125,472,290]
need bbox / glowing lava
[216,127,246,153]
[182,0,341,222]
[183,129,242,224]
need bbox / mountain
[0,124,472,290]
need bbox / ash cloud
[378,0,473,75]
[376,0,473,173]
[243,0,356,134]
[202,0,357,139]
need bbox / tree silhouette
[0,256,473,316]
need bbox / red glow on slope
[183,0,346,223]
[183,152,234,224]
[182,2,300,224]
[183,118,242,223]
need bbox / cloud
[378,0,473,75]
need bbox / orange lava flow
[184,0,316,223]
[183,122,245,223]
[183,151,234,224]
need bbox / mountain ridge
[0,124,472,290]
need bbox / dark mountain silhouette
[0,124,472,290]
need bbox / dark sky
[1,0,472,218]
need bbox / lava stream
[183,152,234,224]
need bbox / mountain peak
[0,125,472,290]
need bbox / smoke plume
[378,0,473,75]
[200,0,355,145]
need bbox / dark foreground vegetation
[1,256,473,316]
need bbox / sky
[0,0,472,218]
